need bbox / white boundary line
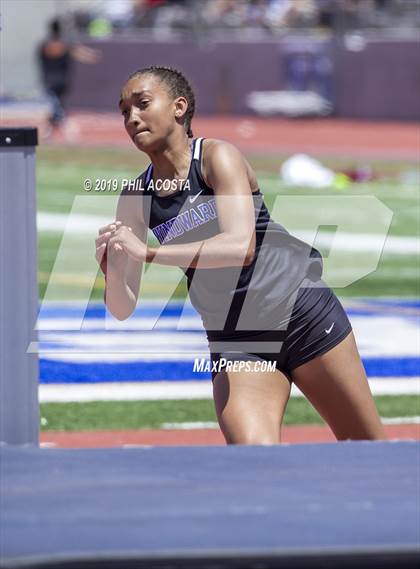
[160,417,420,429]
[37,211,420,254]
[38,378,420,403]
[381,416,420,425]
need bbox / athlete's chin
[132,135,153,151]
[133,135,163,153]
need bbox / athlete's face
[119,75,179,152]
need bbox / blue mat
[1,441,419,568]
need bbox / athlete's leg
[212,367,292,445]
[290,331,386,441]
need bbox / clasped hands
[95,221,148,273]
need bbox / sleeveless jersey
[134,137,323,336]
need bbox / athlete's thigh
[290,331,386,441]
[212,367,292,445]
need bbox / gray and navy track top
[131,137,323,336]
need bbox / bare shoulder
[201,138,258,192]
[202,138,242,165]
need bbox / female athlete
[95,66,386,445]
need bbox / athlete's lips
[133,129,149,140]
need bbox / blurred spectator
[132,0,167,29]
[102,0,135,29]
[37,18,100,136]
[244,0,270,29]
[202,0,247,29]
[266,0,319,29]
[152,1,193,36]
[68,0,420,36]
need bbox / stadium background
[1,0,419,446]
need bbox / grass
[35,146,419,427]
[39,395,420,432]
[36,146,419,301]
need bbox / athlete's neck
[148,132,192,183]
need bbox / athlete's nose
[126,106,140,129]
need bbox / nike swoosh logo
[189,190,203,204]
[325,323,335,334]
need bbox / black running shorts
[207,276,353,383]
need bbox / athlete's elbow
[106,305,133,321]
[241,235,256,266]
[243,247,256,266]
[113,310,133,321]
[223,233,255,266]
[105,297,137,321]
[237,241,256,266]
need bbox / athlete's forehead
[119,75,167,107]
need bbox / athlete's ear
[174,97,188,120]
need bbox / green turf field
[37,146,419,301]
[39,395,419,431]
[36,145,419,430]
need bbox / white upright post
[0,128,39,445]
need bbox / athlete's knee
[226,431,279,446]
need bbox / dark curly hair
[127,65,195,138]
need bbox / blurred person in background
[202,0,247,29]
[265,0,319,28]
[151,0,192,36]
[133,0,167,29]
[38,18,101,137]
[101,0,136,30]
[244,0,271,30]
[133,0,190,32]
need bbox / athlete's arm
[101,191,148,320]
[146,141,256,269]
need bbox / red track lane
[3,113,419,159]
[40,424,420,448]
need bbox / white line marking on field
[34,314,420,358]
[380,416,420,425]
[367,378,420,396]
[39,381,213,402]
[37,212,110,234]
[294,229,420,255]
[161,422,219,429]
[38,212,419,254]
[122,445,153,448]
[38,377,420,403]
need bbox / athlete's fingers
[95,242,107,263]
[95,242,107,254]
[98,221,122,236]
[98,225,110,236]
[108,234,124,253]
[109,239,123,252]
[95,231,113,247]
[112,225,132,236]
[95,224,123,246]
[105,221,122,234]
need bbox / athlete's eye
[138,100,149,109]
